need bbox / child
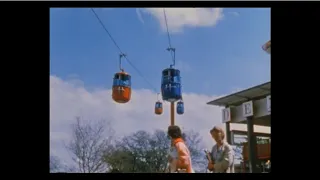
[167,126,194,173]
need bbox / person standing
[207,126,235,173]
[167,125,194,173]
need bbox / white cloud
[138,8,224,33]
[228,11,240,17]
[50,75,270,167]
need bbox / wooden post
[168,102,176,173]
[170,102,175,126]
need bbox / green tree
[104,129,206,173]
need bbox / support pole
[226,122,231,144]
[170,102,175,126]
[169,102,175,170]
[225,105,232,144]
[247,116,258,173]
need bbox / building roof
[231,130,271,137]
[207,82,271,107]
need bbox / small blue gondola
[177,101,184,115]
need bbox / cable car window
[173,76,181,83]
[120,74,129,81]
[113,79,120,86]
[114,74,120,79]
[177,102,183,108]
[119,74,131,86]
[163,70,169,76]
[162,76,170,84]
[169,69,175,76]
[176,70,180,76]
[113,74,120,86]
[155,103,162,108]
[171,70,179,76]
[170,76,174,83]
[126,76,131,86]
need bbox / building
[207,82,271,173]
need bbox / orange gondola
[112,54,131,103]
[155,93,163,115]
[155,101,163,115]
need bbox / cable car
[161,68,182,102]
[155,93,163,115]
[262,40,271,54]
[112,54,131,103]
[155,101,163,115]
[177,100,184,115]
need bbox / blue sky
[50,8,270,169]
[50,8,270,95]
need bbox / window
[155,103,162,108]
[113,79,120,86]
[244,104,252,115]
[171,69,180,76]
[162,76,170,84]
[113,74,131,86]
[173,76,181,83]
[162,70,169,76]
[120,74,130,81]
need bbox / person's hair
[168,125,183,139]
[210,126,225,140]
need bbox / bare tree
[182,130,207,172]
[66,117,114,173]
[50,155,77,173]
[50,155,63,173]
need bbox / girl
[167,126,194,173]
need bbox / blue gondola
[161,68,182,102]
[177,101,184,115]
